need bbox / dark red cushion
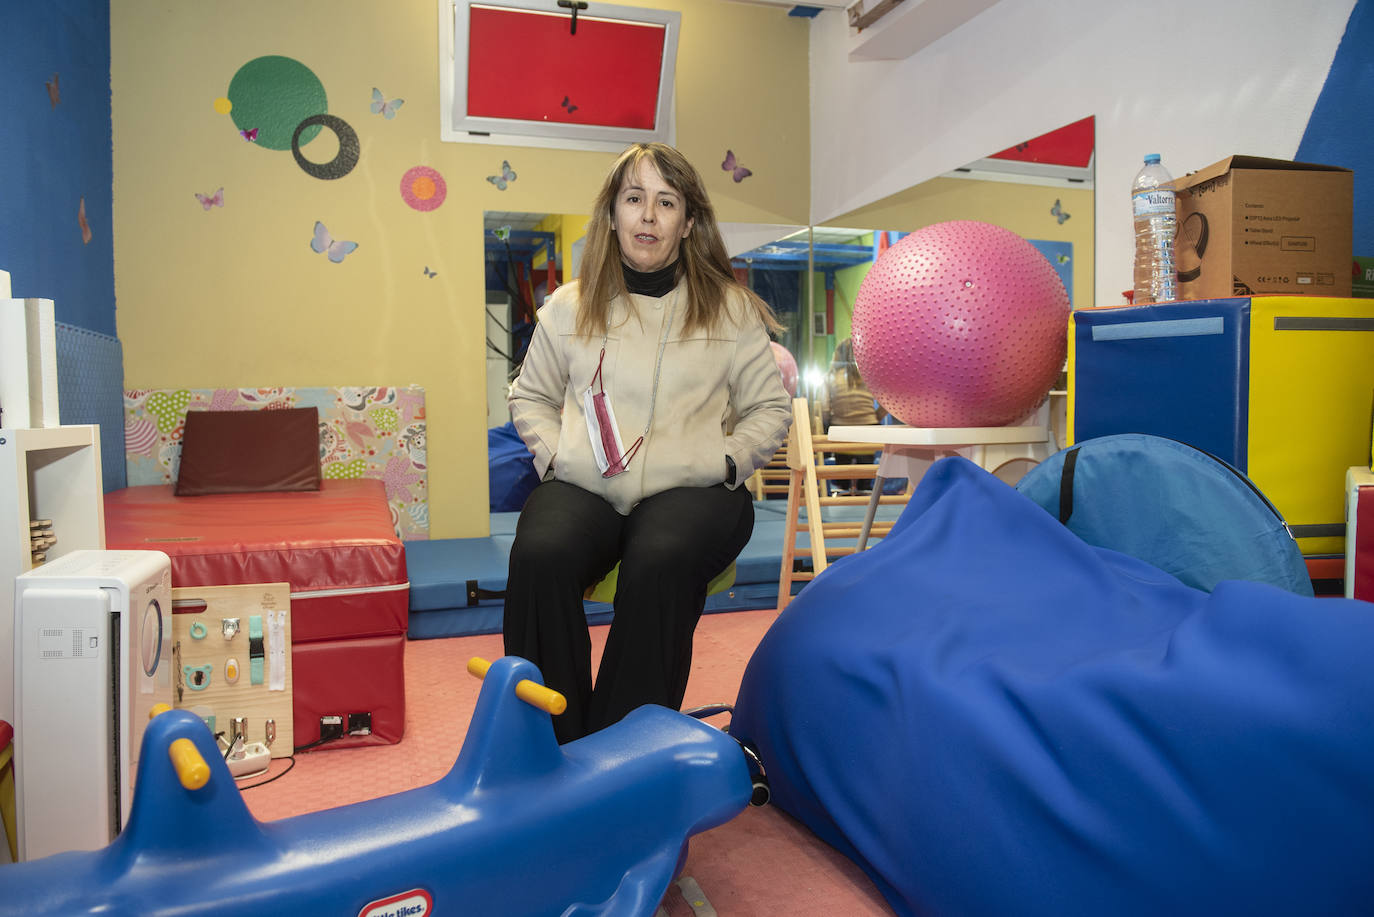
[175,407,321,496]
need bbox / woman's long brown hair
[575,142,783,338]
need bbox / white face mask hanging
[582,297,677,479]
[584,350,641,478]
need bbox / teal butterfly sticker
[311,221,358,263]
[370,88,404,120]
[486,160,516,191]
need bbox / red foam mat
[293,634,407,749]
[105,479,409,748]
[1354,480,1374,602]
[104,479,408,642]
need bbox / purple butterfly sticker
[240,127,259,142]
[195,187,224,210]
[722,150,752,183]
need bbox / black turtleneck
[622,259,680,298]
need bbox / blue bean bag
[488,421,540,513]
[732,456,1374,917]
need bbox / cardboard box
[1171,155,1352,301]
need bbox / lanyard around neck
[591,290,679,454]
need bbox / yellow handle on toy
[149,702,173,719]
[467,657,567,716]
[168,738,211,790]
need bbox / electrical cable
[485,306,510,333]
[235,756,296,789]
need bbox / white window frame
[438,0,680,152]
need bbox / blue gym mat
[404,499,902,639]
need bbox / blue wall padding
[55,321,125,492]
[733,457,1374,917]
[1071,299,1250,467]
[1016,433,1312,596]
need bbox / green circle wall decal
[226,56,327,151]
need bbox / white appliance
[12,549,172,861]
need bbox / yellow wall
[109,0,809,538]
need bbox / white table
[829,414,1055,550]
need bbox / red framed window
[441,0,680,150]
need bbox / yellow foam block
[1248,297,1374,555]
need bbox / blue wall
[1297,0,1374,257]
[0,0,125,489]
[0,0,115,336]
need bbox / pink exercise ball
[851,220,1070,427]
[770,341,799,397]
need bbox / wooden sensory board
[172,583,294,758]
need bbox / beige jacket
[509,280,792,515]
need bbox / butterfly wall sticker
[721,150,752,183]
[240,127,259,142]
[371,88,404,120]
[195,188,224,210]
[487,160,517,191]
[561,95,578,114]
[311,221,358,263]
[1051,199,1071,224]
[423,266,437,278]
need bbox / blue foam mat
[405,499,902,639]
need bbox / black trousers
[503,479,754,744]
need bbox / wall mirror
[481,116,1093,430]
[799,115,1096,400]
[481,211,809,425]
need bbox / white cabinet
[1,425,105,723]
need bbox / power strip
[227,741,272,779]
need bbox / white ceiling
[724,0,850,9]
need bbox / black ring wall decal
[291,113,359,180]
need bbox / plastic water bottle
[1132,153,1178,303]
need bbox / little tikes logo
[358,889,433,917]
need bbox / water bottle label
[1133,189,1175,218]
